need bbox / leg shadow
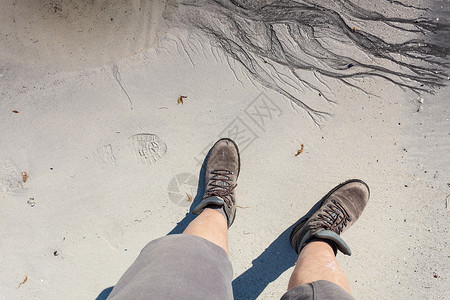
[232,225,297,300]
[95,286,114,300]
[96,146,326,300]
[232,199,325,300]
[167,154,207,235]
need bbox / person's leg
[188,137,241,253]
[286,179,370,297]
[183,208,229,253]
[107,138,240,300]
[107,234,234,300]
[287,241,350,293]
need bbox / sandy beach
[0,1,449,299]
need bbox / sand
[0,1,449,299]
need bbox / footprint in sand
[94,144,117,165]
[128,133,167,165]
[94,133,167,167]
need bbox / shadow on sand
[97,149,324,300]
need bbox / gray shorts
[107,234,355,300]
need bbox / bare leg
[184,138,239,255]
[183,208,229,254]
[287,241,351,294]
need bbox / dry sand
[0,1,449,299]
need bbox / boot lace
[204,170,236,207]
[313,199,352,234]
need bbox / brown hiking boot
[290,179,370,256]
[192,138,240,227]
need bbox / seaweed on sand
[164,0,449,124]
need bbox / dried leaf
[295,144,305,157]
[22,171,28,183]
[186,193,193,202]
[177,95,187,104]
[17,276,28,288]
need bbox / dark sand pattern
[164,0,449,124]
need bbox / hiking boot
[290,179,370,256]
[192,138,240,227]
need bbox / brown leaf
[186,193,193,202]
[22,171,28,183]
[177,95,187,104]
[17,276,28,288]
[295,144,305,157]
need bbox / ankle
[204,205,227,221]
[306,237,338,255]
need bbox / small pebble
[27,198,35,207]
